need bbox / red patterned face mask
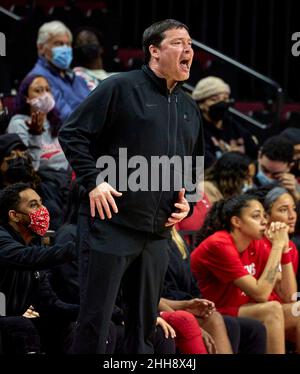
[28,206,50,236]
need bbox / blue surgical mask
[256,167,274,186]
[51,45,73,70]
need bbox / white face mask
[242,182,253,193]
[27,92,55,113]
[256,165,275,186]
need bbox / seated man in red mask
[0,182,77,353]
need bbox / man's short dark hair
[0,182,31,224]
[280,127,300,146]
[260,136,294,164]
[142,19,189,64]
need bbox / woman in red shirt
[190,194,290,353]
[262,187,300,351]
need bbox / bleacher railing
[186,39,283,131]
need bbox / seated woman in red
[263,187,298,277]
[190,194,290,353]
[262,187,300,351]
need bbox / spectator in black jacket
[192,76,259,168]
[59,19,203,354]
[0,183,77,353]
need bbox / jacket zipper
[152,93,172,232]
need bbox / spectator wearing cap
[27,21,90,121]
[192,76,259,168]
[0,133,37,188]
[0,133,27,160]
[0,133,68,230]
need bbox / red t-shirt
[260,237,299,274]
[190,231,280,316]
[177,193,212,232]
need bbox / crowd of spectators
[1,17,300,355]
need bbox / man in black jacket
[0,182,76,314]
[59,19,203,353]
[0,183,77,353]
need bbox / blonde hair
[171,227,187,259]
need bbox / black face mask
[5,157,34,184]
[208,100,230,122]
[74,43,101,64]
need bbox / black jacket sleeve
[58,78,119,192]
[185,106,204,214]
[0,231,76,270]
[33,271,79,320]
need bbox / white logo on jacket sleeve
[244,262,256,275]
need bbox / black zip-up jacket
[59,65,203,236]
[0,224,76,316]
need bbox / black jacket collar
[142,64,183,96]
[1,223,41,245]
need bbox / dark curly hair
[0,182,31,224]
[195,194,258,246]
[205,151,253,198]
